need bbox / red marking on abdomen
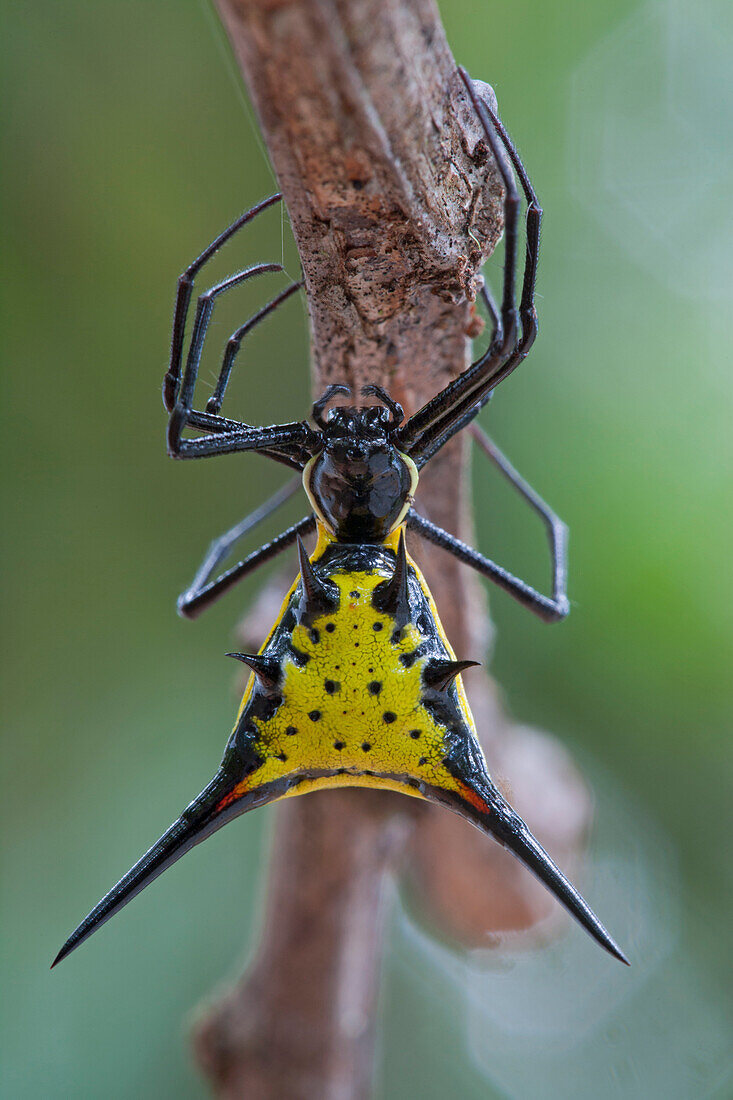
[215,781,249,812]
[456,780,491,817]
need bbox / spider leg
[398,69,542,467]
[444,100,542,418]
[470,422,568,613]
[397,71,521,459]
[177,263,284,410]
[407,509,568,623]
[163,194,282,413]
[178,513,316,619]
[177,477,302,617]
[207,281,304,416]
[163,405,306,472]
[472,99,542,395]
[166,414,315,463]
[162,196,315,466]
[478,281,502,349]
[410,280,506,469]
[167,263,315,464]
[166,265,315,462]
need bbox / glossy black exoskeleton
[303,387,418,543]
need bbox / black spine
[295,535,339,625]
[372,531,411,627]
[422,659,480,692]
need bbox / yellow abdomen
[224,523,479,808]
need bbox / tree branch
[192,1,593,1095]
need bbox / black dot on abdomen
[361,742,372,752]
[382,712,396,724]
[325,623,336,633]
[285,726,298,736]
[409,729,421,739]
[324,679,339,694]
[372,622,383,632]
[308,710,321,721]
[367,681,382,695]
[334,740,345,750]
[310,628,320,644]
[418,756,427,766]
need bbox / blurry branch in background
[193,0,593,1096]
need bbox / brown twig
[192,1,592,1096]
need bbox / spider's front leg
[398,68,543,468]
[165,261,313,464]
[162,195,313,469]
[163,194,283,413]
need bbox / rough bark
[193,1,592,1096]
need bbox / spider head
[304,386,418,542]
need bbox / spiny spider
[53,69,627,969]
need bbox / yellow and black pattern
[217,523,483,814]
[54,522,628,966]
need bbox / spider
[53,69,627,968]
[161,73,567,625]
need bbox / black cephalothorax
[53,70,627,969]
[303,391,418,544]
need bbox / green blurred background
[2,0,732,1096]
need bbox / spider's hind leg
[469,423,568,614]
[407,496,568,624]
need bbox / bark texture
[193,1,592,1096]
